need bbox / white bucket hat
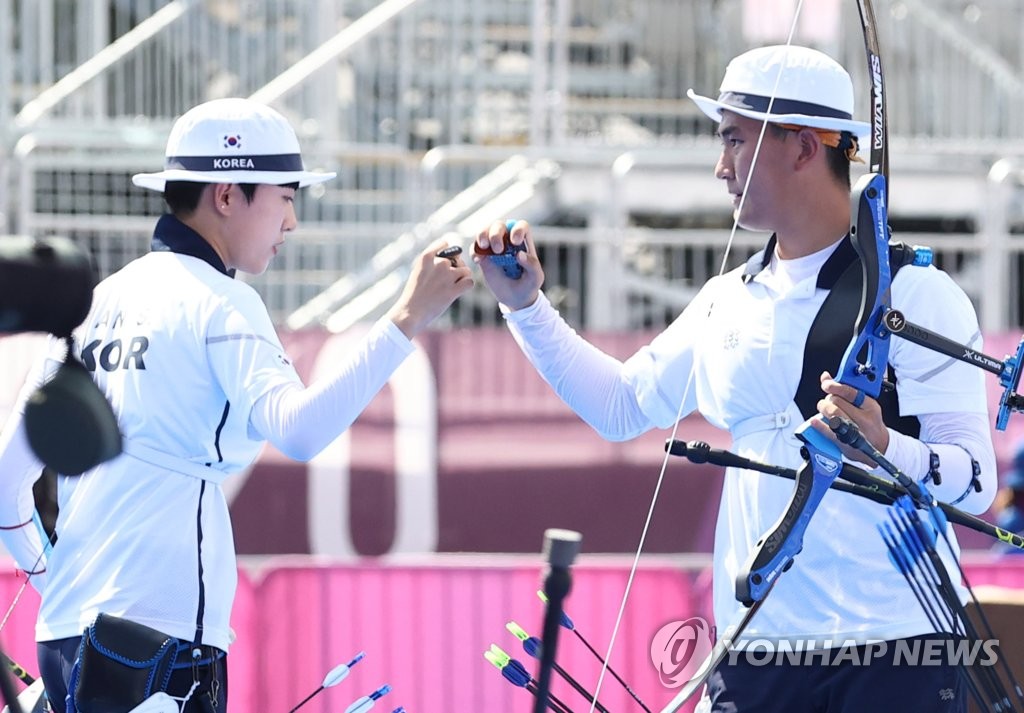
[132,98,336,192]
[687,45,870,140]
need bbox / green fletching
[489,644,511,667]
[506,621,529,641]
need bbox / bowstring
[0,573,32,636]
[0,466,103,639]
[0,520,54,635]
[0,362,165,641]
[585,3,807,710]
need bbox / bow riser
[837,172,893,395]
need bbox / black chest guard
[742,235,922,438]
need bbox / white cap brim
[687,88,871,141]
[132,168,336,192]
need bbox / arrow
[484,645,574,713]
[287,651,366,713]
[882,498,1022,712]
[507,621,610,713]
[536,591,651,712]
[343,684,392,713]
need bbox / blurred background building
[4,1,1024,710]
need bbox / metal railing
[4,0,344,133]
[5,1,1024,143]
[15,127,1024,331]
[6,0,1024,331]
[286,154,560,331]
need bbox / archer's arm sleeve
[883,412,995,514]
[206,290,415,461]
[883,267,996,514]
[503,291,683,441]
[247,319,414,461]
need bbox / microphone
[0,236,93,338]
[533,528,582,713]
[0,236,122,475]
[24,352,122,475]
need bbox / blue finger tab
[489,250,525,279]
[851,390,865,408]
[491,218,525,279]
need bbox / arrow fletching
[323,651,366,688]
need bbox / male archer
[474,45,993,713]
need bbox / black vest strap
[752,235,921,438]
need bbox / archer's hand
[473,220,544,311]
[386,238,474,339]
[813,370,891,465]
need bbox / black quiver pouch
[72,613,180,713]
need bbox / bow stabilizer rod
[666,438,1024,552]
[880,309,1024,430]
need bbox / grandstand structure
[3,0,1024,331]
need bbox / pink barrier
[961,556,1024,589]
[248,558,696,713]
[228,568,259,713]
[233,558,1024,711]
[0,572,42,687]
[0,559,1022,711]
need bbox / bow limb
[0,353,59,635]
[852,0,1024,432]
[837,0,892,398]
[857,0,889,179]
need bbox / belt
[121,441,230,484]
[731,408,798,441]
